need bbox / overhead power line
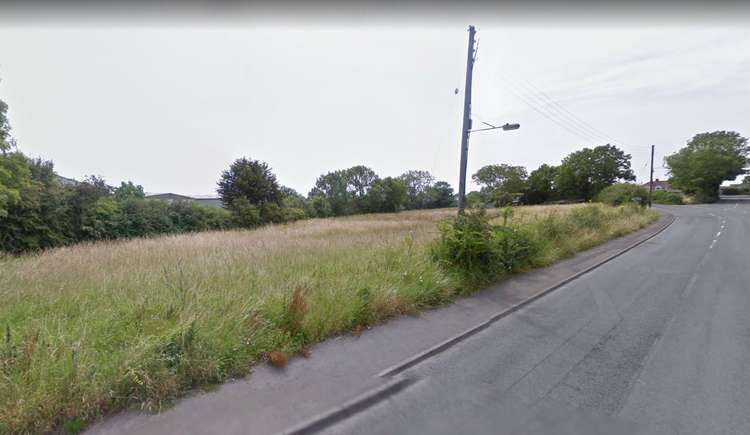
[503,73,627,147]
[495,72,630,148]
[499,82,607,145]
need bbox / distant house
[641,179,676,192]
[146,193,224,208]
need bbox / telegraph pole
[648,145,655,208]
[457,25,476,213]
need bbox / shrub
[651,190,684,205]
[570,204,604,229]
[595,183,649,206]
[431,208,539,284]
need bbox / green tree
[0,151,30,219]
[0,96,15,153]
[665,131,749,202]
[399,170,435,209]
[279,186,308,222]
[67,176,116,240]
[217,157,282,227]
[364,177,407,213]
[114,181,145,201]
[424,181,455,208]
[346,165,379,209]
[523,164,557,204]
[555,144,635,201]
[0,157,74,252]
[472,164,528,206]
[309,169,353,216]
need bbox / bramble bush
[651,190,684,205]
[431,208,540,285]
[595,183,649,206]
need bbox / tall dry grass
[0,204,657,433]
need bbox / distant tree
[0,156,71,252]
[218,158,282,208]
[0,151,30,219]
[217,157,282,227]
[308,192,333,218]
[555,144,635,201]
[665,131,749,202]
[0,96,15,154]
[346,165,379,203]
[424,181,455,208]
[472,164,528,206]
[309,169,353,216]
[114,181,145,201]
[67,176,116,239]
[0,95,26,219]
[279,186,308,222]
[364,177,407,213]
[399,170,435,209]
[465,191,485,208]
[523,164,557,204]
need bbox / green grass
[0,204,658,433]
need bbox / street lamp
[457,120,521,213]
[469,122,520,133]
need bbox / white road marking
[717,231,722,237]
[709,239,717,249]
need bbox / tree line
[468,143,636,207]
[466,131,748,207]
[2,86,746,253]
[0,95,457,253]
[216,159,456,228]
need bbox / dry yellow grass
[0,204,657,433]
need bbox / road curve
[329,200,750,435]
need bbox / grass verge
[0,204,657,433]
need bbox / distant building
[55,174,79,187]
[146,193,224,208]
[641,178,676,192]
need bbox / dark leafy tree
[217,157,282,227]
[424,181,455,208]
[472,164,528,206]
[364,177,407,213]
[555,144,635,201]
[399,170,435,209]
[279,186,308,221]
[218,157,282,208]
[464,191,486,208]
[114,181,145,201]
[346,165,379,203]
[0,96,15,153]
[665,131,748,202]
[523,164,557,204]
[309,169,353,216]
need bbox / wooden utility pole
[457,25,476,214]
[648,145,655,208]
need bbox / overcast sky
[1,6,749,195]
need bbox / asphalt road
[328,200,750,435]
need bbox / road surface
[327,200,750,435]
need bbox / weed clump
[431,208,540,286]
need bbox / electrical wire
[501,72,628,147]
[498,75,614,145]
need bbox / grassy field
[0,204,658,433]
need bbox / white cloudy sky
[1,5,749,195]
